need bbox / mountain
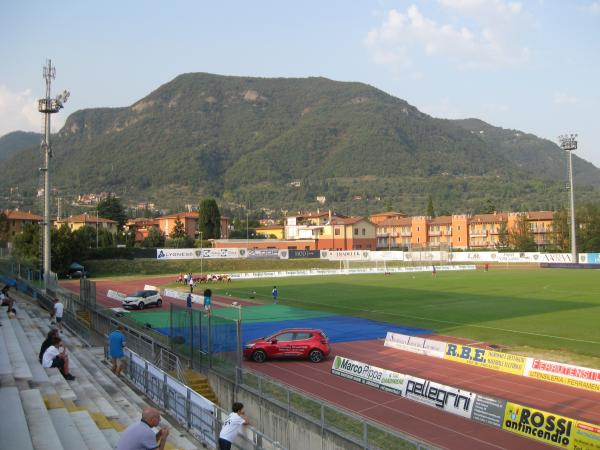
[0,131,41,161]
[0,73,598,215]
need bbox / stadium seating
[0,294,200,450]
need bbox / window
[275,332,294,341]
[354,228,358,235]
[362,228,365,235]
[293,332,312,340]
[335,229,340,236]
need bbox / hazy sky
[2,0,599,167]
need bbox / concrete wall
[208,371,365,450]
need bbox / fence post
[163,373,168,409]
[207,313,212,369]
[144,361,149,393]
[186,387,192,430]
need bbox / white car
[122,290,163,310]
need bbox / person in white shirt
[52,298,64,331]
[42,336,75,380]
[219,402,249,450]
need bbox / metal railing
[238,367,437,450]
[3,261,439,450]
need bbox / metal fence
[170,303,241,377]
[238,367,435,450]
[1,259,439,450]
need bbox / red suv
[244,328,331,363]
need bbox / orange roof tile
[5,210,43,221]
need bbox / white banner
[403,375,476,419]
[107,289,127,301]
[524,358,600,392]
[163,288,203,304]
[538,253,573,263]
[321,250,371,261]
[369,251,405,261]
[331,355,405,394]
[404,251,441,262]
[384,332,446,358]
[157,248,242,260]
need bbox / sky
[1,0,599,167]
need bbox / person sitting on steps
[41,336,75,380]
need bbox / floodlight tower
[558,134,578,263]
[38,60,69,287]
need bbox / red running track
[62,277,600,449]
[246,340,600,449]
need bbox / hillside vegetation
[1,73,598,215]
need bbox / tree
[551,209,569,252]
[97,195,127,230]
[12,223,40,263]
[577,203,600,252]
[170,217,187,239]
[496,221,509,250]
[199,198,221,239]
[143,227,165,248]
[426,194,435,218]
[509,214,536,251]
[0,211,9,244]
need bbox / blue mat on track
[155,315,431,351]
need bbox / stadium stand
[0,295,200,450]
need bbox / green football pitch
[200,268,600,361]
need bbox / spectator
[1,285,15,316]
[219,402,249,450]
[51,298,64,332]
[272,286,278,304]
[39,328,59,363]
[203,288,212,312]
[42,336,75,380]
[109,325,126,376]
[117,406,170,450]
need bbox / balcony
[428,231,441,237]
[469,231,487,237]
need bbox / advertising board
[443,343,527,376]
[402,375,476,419]
[157,248,241,260]
[502,402,574,448]
[471,395,507,428]
[525,359,600,393]
[288,249,321,259]
[322,250,371,261]
[331,356,405,395]
[384,332,446,358]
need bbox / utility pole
[558,134,578,263]
[38,59,69,288]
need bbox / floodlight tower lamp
[558,133,578,264]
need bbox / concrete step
[10,316,50,384]
[49,408,90,450]
[101,427,121,448]
[2,316,33,380]
[46,368,77,401]
[0,324,13,377]
[20,388,65,450]
[0,386,35,450]
[70,410,113,450]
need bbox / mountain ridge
[0,73,598,215]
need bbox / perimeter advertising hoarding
[321,250,370,261]
[245,248,287,259]
[502,402,575,449]
[288,249,321,259]
[471,395,507,428]
[525,359,600,393]
[443,343,527,376]
[369,251,404,261]
[384,332,446,358]
[402,375,476,419]
[156,248,241,260]
[331,356,405,395]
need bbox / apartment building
[370,211,556,250]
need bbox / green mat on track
[127,304,333,328]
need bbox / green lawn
[204,268,600,363]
